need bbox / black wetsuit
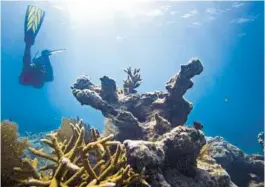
[19,44,54,88]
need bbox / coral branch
[28,147,58,163]
[123,67,142,94]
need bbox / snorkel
[41,49,66,56]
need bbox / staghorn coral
[15,119,149,187]
[123,67,142,95]
[1,120,30,187]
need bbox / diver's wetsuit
[19,44,54,88]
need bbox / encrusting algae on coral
[12,119,149,187]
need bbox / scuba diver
[19,5,65,88]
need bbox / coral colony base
[1,58,264,187]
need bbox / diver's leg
[19,43,33,85]
[23,44,32,67]
[32,81,44,89]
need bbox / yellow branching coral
[15,119,149,187]
[1,120,29,187]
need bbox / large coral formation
[70,58,264,187]
[71,58,203,142]
[1,120,30,187]
[14,120,148,187]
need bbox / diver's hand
[29,63,36,68]
[30,63,43,72]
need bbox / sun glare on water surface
[53,0,147,23]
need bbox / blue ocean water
[1,1,264,154]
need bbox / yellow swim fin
[24,5,45,45]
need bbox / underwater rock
[206,136,264,187]
[71,58,203,142]
[100,76,118,103]
[145,170,172,187]
[123,125,206,169]
[72,87,118,117]
[124,126,206,175]
[71,75,96,90]
[109,111,144,140]
[195,161,236,187]
[124,126,235,187]
[163,167,236,187]
[124,140,165,170]
[160,126,206,176]
[142,113,172,141]
[165,58,203,100]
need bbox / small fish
[193,121,203,130]
[224,98,228,102]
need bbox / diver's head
[41,49,52,56]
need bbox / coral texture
[206,136,264,187]
[124,126,236,187]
